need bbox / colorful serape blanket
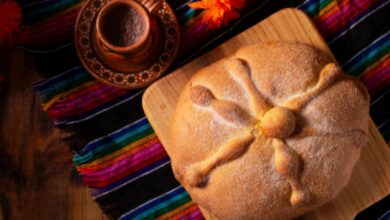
[17,0,390,219]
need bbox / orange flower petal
[192,0,245,28]
[189,1,206,9]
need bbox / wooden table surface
[0,46,106,220]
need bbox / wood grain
[0,46,106,220]
[142,8,390,220]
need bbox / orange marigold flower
[190,0,245,28]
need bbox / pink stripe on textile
[49,84,113,110]
[362,61,390,85]
[317,0,371,25]
[77,137,160,173]
[82,143,164,177]
[179,208,204,220]
[361,56,390,79]
[81,142,165,180]
[316,0,376,36]
[363,65,390,94]
[47,87,127,119]
[83,153,168,187]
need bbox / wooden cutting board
[142,8,390,220]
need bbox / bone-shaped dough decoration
[185,58,346,206]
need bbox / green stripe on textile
[304,0,332,16]
[345,41,390,75]
[40,72,92,103]
[319,0,333,12]
[73,127,155,164]
[77,123,151,158]
[133,192,191,220]
[144,196,192,220]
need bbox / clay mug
[93,0,162,73]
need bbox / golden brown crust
[168,42,370,220]
[260,107,296,138]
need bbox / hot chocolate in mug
[93,0,162,73]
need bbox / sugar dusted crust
[169,42,370,220]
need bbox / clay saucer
[75,0,180,89]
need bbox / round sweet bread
[169,42,370,220]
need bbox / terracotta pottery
[75,0,180,89]
[94,0,162,73]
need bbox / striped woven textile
[119,186,200,220]
[27,0,389,219]
[15,0,84,51]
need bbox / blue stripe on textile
[343,31,390,71]
[132,190,189,220]
[91,159,171,197]
[299,0,320,15]
[73,123,152,163]
[79,117,150,154]
[33,66,89,92]
[119,186,186,219]
[347,41,390,75]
